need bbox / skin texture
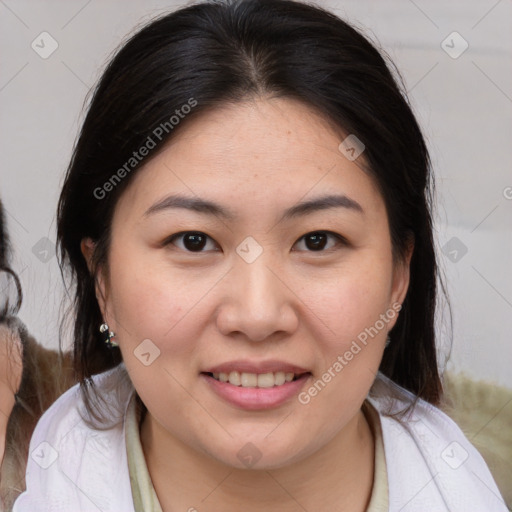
[83,97,411,511]
[0,324,22,467]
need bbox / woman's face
[88,98,410,469]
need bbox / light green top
[125,395,163,512]
[362,398,390,511]
[126,395,388,511]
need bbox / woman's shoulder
[367,372,508,512]
[30,363,132,433]
[13,364,135,512]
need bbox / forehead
[114,98,385,222]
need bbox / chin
[202,436,309,471]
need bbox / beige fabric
[126,395,388,511]
[440,372,512,510]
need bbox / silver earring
[385,335,391,348]
[100,323,119,348]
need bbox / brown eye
[293,231,344,252]
[167,232,217,252]
[305,233,328,251]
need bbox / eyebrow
[143,193,364,221]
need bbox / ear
[388,237,414,330]
[80,238,109,319]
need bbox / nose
[215,256,299,342]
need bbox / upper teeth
[212,371,296,388]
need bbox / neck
[141,407,374,512]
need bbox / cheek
[300,253,394,346]
[106,244,205,338]
[108,268,177,340]
[295,258,393,425]
[106,254,204,417]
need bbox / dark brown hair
[0,203,21,319]
[57,0,445,417]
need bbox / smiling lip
[201,373,311,410]
[203,360,310,375]
[200,360,312,410]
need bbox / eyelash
[163,231,348,253]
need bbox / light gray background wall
[1,0,511,387]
